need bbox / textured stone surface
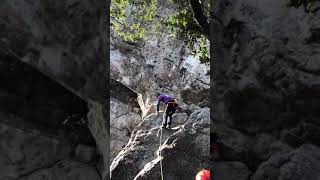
[109,2,210,177]
[75,144,96,163]
[0,0,106,104]
[212,161,251,180]
[110,18,209,108]
[19,160,101,180]
[0,119,72,180]
[135,112,189,132]
[87,101,108,178]
[110,108,210,180]
[0,55,99,180]
[212,0,320,177]
[0,1,107,180]
[110,98,141,162]
[252,144,320,180]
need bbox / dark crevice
[110,79,140,108]
[306,28,320,44]
[0,52,95,146]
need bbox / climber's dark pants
[163,103,175,128]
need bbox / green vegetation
[110,0,210,63]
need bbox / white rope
[159,126,164,180]
[158,104,168,180]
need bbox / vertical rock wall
[212,0,320,179]
[0,0,108,179]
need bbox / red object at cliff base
[196,169,210,180]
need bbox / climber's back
[156,93,174,105]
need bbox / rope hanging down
[159,125,164,180]
[158,105,168,180]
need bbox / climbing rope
[159,125,164,180]
[158,104,168,180]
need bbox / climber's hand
[155,111,159,116]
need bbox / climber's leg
[167,114,172,128]
[163,112,168,128]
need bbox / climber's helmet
[196,170,210,180]
[155,92,161,99]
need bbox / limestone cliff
[109,3,211,180]
[0,1,108,179]
[212,0,320,179]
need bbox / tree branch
[188,0,210,38]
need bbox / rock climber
[196,169,210,180]
[155,92,179,129]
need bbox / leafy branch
[110,0,211,63]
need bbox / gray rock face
[252,134,292,162]
[110,98,142,162]
[0,55,100,180]
[109,3,210,176]
[109,3,210,179]
[0,0,107,179]
[110,108,210,180]
[75,144,96,163]
[19,160,101,180]
[110,20,209,108]
[0,118,72,180]
[214,0,320,135]
[252,144,320,180]
[110,79,140,108]
[212,161,251,180]
[0,0,106,104]
[135,112,189,131]
[87,101,109,178]
[216,124,252,162]
[212,0,320,177]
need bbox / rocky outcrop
[252,144,320,180]
[109,79,142,162]
[212,161,251,180]
[109,2,210,178]
[87,101,109,178]
[0,0,107,179]
[111,16,210,109]
[111,79,140,108]
[212,0,320,178]
[18,160,101,180]
[0,115,71,180]
[0,0,106,104]
[0,54,101,179]
[0,59,101,180]
[110,108,210,180]
[110,98,141,162]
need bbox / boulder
[75,144,96,163]
[252,144,320,180]
[212,0,320,177]
[110,108,210,180]
[110,99,142,161]
[19,160,101,180]
[0,117,72,180]
[212,161,251,180]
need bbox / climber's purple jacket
[156,94,173,112]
